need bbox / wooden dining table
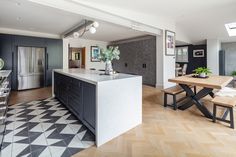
[169,75,233,118]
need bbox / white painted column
[207,39,221,75]
[63,38,69,69]
[163,31,176,88]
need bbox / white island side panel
[96,76,142,146]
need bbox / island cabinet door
[54,72,61,97]
[68,78,83,119]
[57,73,70,105]
[59,75,72,105]
[82,82,96,130]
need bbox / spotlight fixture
[93,21,99,28]
[73,32,80,38]
[89,26,96,34]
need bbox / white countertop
[54,68,140,84]
[0,70,11,78]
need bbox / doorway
[68,47,86,68]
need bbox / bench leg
[213,104,216,123]
[230,107,234,129]
[173,95,177,110]
[164,93,167,107]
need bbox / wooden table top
[169,75,233,89]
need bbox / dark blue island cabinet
[54,72,96,134]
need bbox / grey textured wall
[221,42,236,76]
[112,36,156,86]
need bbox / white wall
[156,31,176,89]
[207,39,221,75]
[63,38,108,70]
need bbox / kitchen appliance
[17,46,45,90]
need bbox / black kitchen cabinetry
[54,72,96,133]
[0,34,63,90]
[82,82,96,130]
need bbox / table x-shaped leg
[178,84,214,119]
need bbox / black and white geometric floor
[1,98,95,157]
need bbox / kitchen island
[52,69,142,146]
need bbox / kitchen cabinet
[53,68,142,146]
[54,72,96,133]
[68,78,83,119]
[112,36,156,86]
[82,82,96,130]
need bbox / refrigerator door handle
[46,53,48,70]
[12,52,14,72]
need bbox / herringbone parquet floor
[74,86,236,157]
[9,86,236,157]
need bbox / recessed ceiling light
[225,22,236,36]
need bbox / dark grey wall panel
[45,39,63,86]
[0,34,63,89]
[112,36,156,86]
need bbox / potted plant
[231,71,236,80]
[194,67,212,78]
[100,46,120,75]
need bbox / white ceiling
[1,0,236,43]
[0,0,84,35]
[0,0,147,41]
[70,0,236,44]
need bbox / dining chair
[178,64,187,76]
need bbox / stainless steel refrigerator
[17,46,45,90]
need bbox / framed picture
[165,30,176,56]
[91,46,101,62]
[193,49,204,57]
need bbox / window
[175,47,188,62]
[225,22,236,36]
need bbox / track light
[73,32,80,38]
[69,20,99,38]
[89,26,96,34]
[93,21,99,28]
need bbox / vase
[105,60,113,75]
[199,73,206,78]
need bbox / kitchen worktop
[53,68,139,85]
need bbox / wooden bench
[162,85,188,110]
[212,96,236,129]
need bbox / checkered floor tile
[1,98,95,157]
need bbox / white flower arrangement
[100,46,120,62]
